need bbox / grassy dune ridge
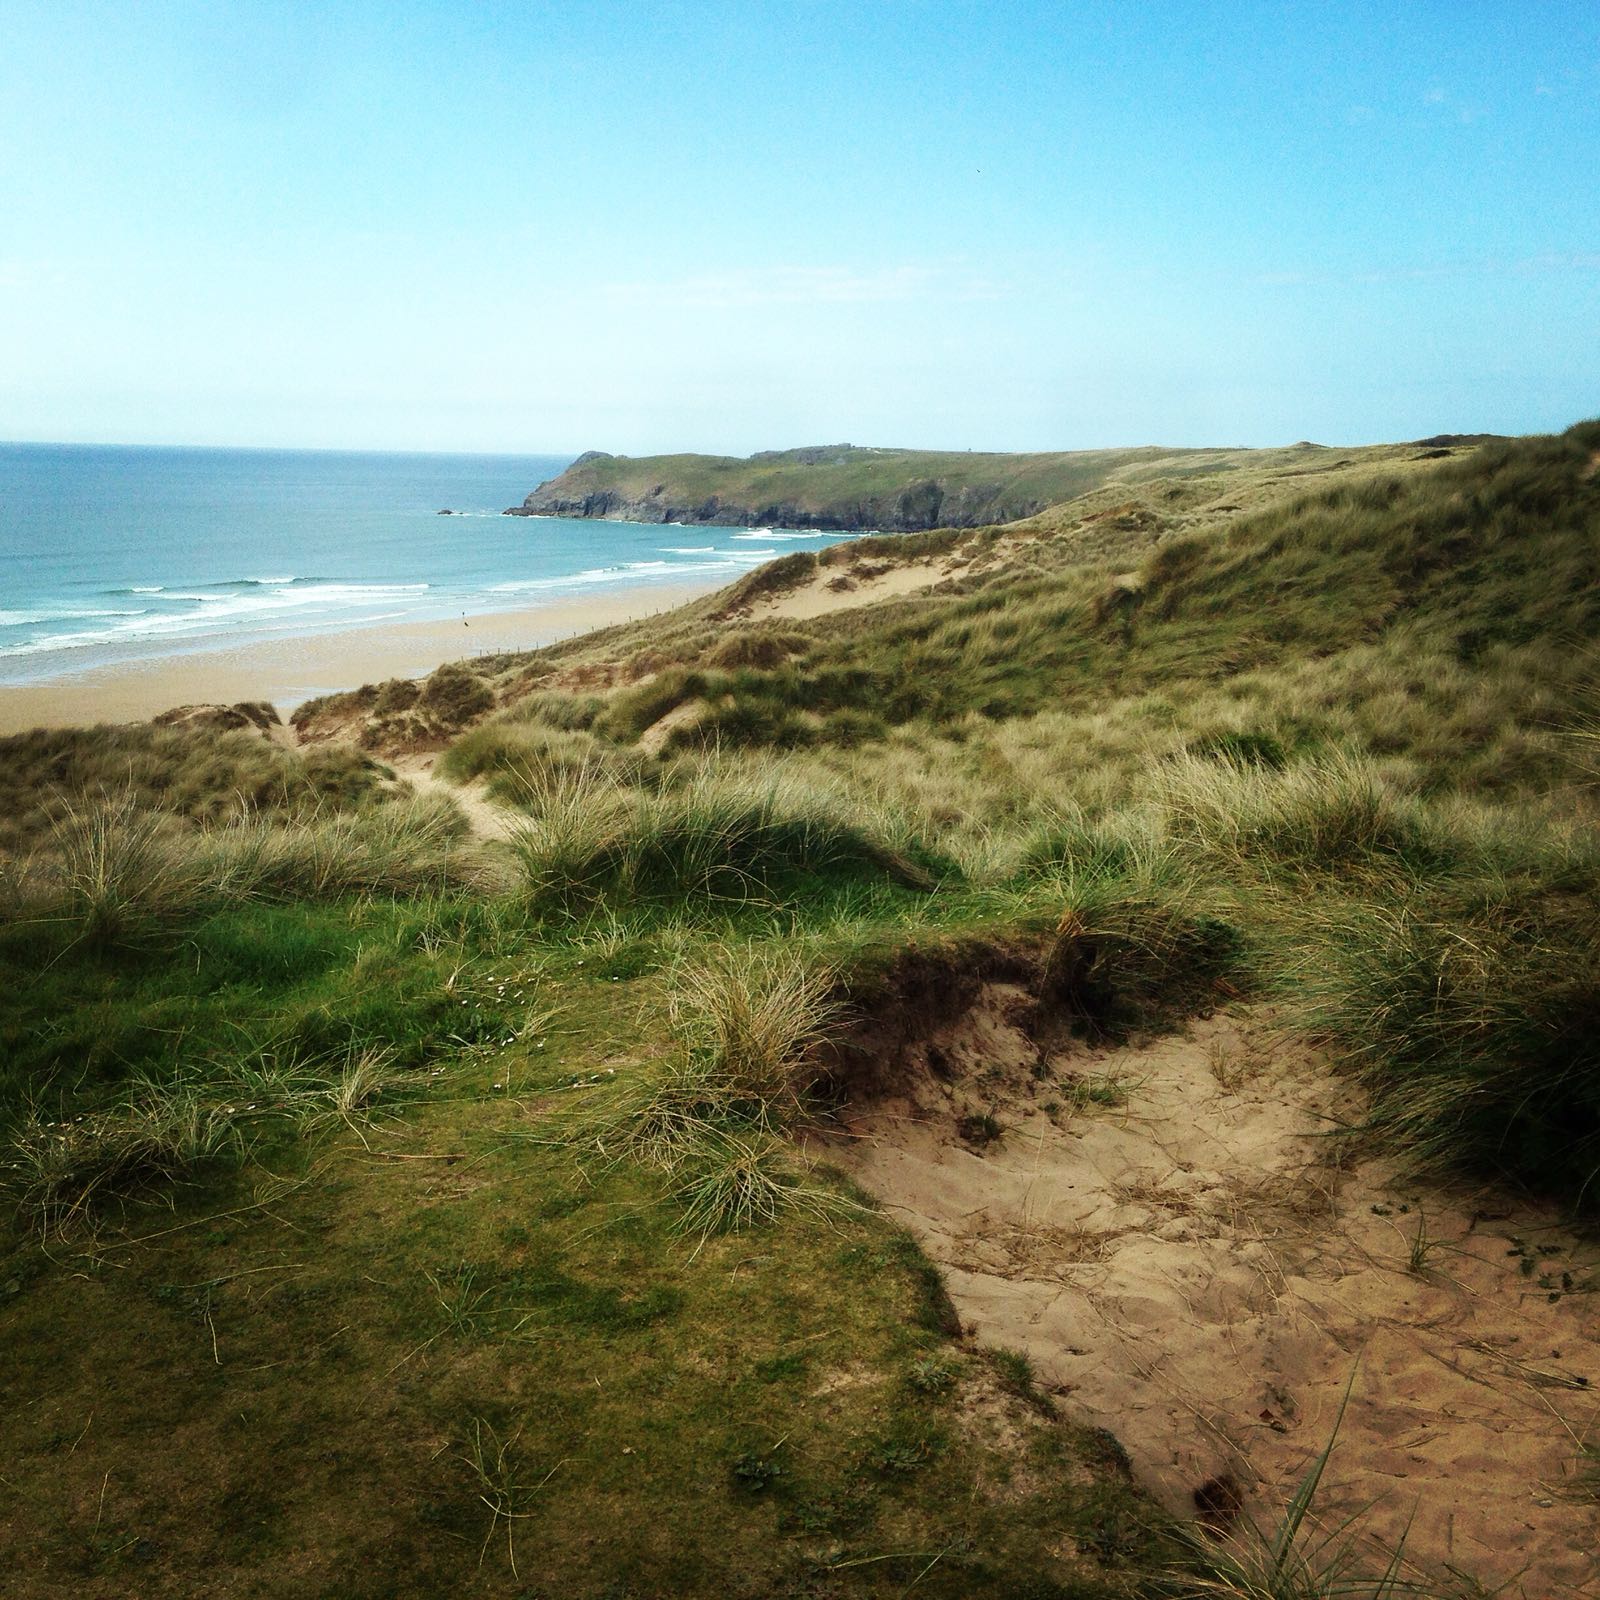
[0,721,388,851]
[1,423,1596,1596]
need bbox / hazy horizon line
[0,425,1528,462]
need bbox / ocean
[0,443,847,684]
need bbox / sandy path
[390,754,516,843]
[822,992,1600,1596]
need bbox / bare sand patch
[819,984,1600,1596]
[637,696,710,755]
[751,558,954,620]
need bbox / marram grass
[550,945,848,1234]
[507,759,932,911]
[1303,896,1600,1202]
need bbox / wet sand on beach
[0,583,713,736]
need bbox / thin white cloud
[0,259,44,291]
[1422,84,1485,123]
[600,262,1007,309]
[1255,252,1600,289]
[1516,250,1600,272]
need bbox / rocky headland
[505,440,1360,532]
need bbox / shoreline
[0,581,715,736]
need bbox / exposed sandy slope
[822,989,1600,1596]
[635,697,710,755]
[749,557,956,619]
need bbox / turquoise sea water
[0,444,847,683]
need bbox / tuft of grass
[427,1263,499,1339]
[1404,1212,1444,1277]
[987,1346,1055,1416]
[502,757,631,904]
[45,790,202,947]
[21,790,478,949]
[956,1111,1004,1148]
[197,792,474,903]
[668,1132,852,1239]
[1305,896,1600,1206]
[1017,804,1166,883]
[3,1088,246,1235]
[554,947,852,1236]
[1059,1072,1130,1111]
[666,944,840,1123]
[1157,752,1447,879]
[456,1417,561,1579]
[1163,1383,1437,1599]
[508,762,931,913]
[0,1037,439,1236]
[706,625,812,670]
[316,1047,415,1144]
[597,946,839,1172]
[907,1354,959,1396]
[440,720,645,802]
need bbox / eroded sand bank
[821,984,1600,1597]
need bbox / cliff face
[509,476,1042,532]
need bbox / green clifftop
[508,439,1385,531]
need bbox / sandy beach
[0,582,715,736]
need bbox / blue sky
[0,1,1595,453]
